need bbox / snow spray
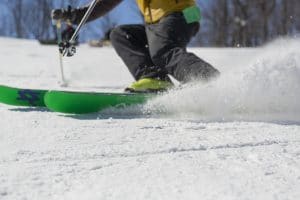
[144,38,300,123]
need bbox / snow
[0,37,300,200]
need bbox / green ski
[44,90,153,114]
[0,85,154,114]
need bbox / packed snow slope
[0,37,300,200]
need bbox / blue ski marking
[17,90,41,106]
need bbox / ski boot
[125,78,174,93]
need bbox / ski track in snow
[0,37,300,200]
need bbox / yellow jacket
[136,0,196,23]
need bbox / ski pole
[62,0,99,57]
[55,20,68,86]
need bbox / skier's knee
[110,26,123,45]
[111,25,133,45]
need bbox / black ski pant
[110,12,220,83]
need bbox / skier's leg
[110,24,154,80]
[146,13,220,83]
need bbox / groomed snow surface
[0,37,300,200]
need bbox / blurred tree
[26,0,54,39]
[278,0,300,36]
[6,0,24,38]
[201,0,231,46]
[257,0,276,41]
[232,0,254,47]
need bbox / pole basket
[59,41,76,57]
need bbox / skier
[52,0,220,92]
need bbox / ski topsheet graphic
[0,85,47,107]
[0,85,153,114]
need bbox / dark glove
[51,6,77,23]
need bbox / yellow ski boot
[125,78,173,93]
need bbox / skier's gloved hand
[51,6,78,23]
